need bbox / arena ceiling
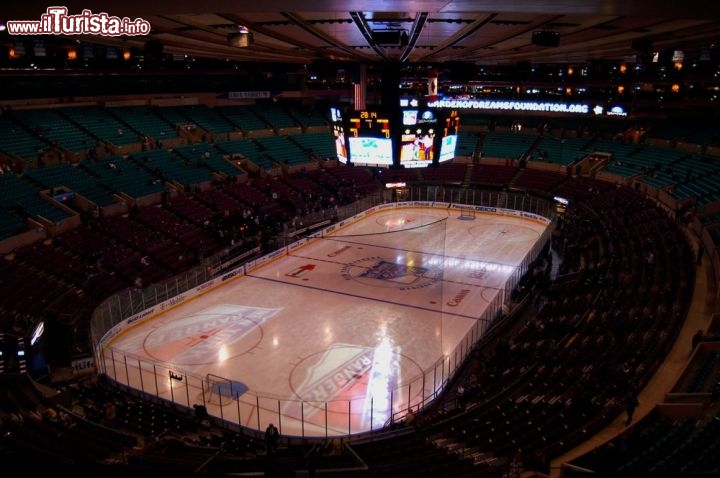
[4,1,720,67]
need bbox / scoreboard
[348,110,392,139]
[438,109,460,163]
[442,109,460,137]
[400,108,437,168]
[330,104,460,168]
[347,109,393,167]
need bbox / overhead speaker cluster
[371,30,409,46]
[532,31,560,48]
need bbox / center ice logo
[341,256,442,290]
[360,260,427,283]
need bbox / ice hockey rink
[99,204,551,438]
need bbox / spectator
[624,390,639,426]
[456,384,466,409]
[405,408,417,429]
[265,422,279,455]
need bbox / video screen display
[348,136,394,166]
[331,105,456,168]
[334,127,348,164]
[347,109,393,167]
[438,134,457,162]
[330,106,348,163]
[402,109,418,125]
[439,109,460,163]
[400,109,436,168]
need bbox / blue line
[245,273,487,321]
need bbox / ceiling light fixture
[228,26,253,48]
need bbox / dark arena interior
[1,1,720,476]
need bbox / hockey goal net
[202,373,236,407]
[458,206,477,220]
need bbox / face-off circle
[143,313,263,365]
[374,212,442,232]
[468,222,540,243]
[289,344,425,407]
